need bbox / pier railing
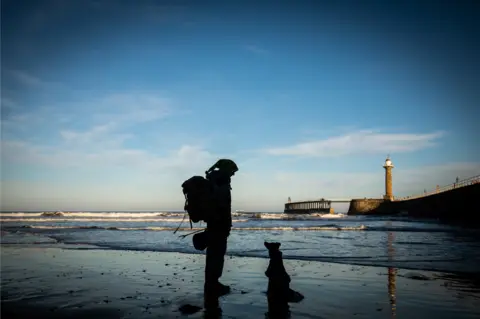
[395,174,480,201]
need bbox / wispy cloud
[95,93,172,124]
[1,97,18,109]
[244,45,269,56]
[0,106,49,136]
[55,93,174,151]
[7,69,67,91]
[1,90,211,174]
[1,139,215,173]
[59,123,132,149]
[263,130,446,157]
[1,97,18,119]
[1,92,173,141]
[9,69,47,87]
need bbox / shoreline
[2,245,480,318]
[2,239,479,276]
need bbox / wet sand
[1,245,480,318]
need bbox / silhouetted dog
[264,242,304,318]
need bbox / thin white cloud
[263,130,446,157]
[51,93,174,151]
[59,123,133,149]
[245,45,269,56]
[96,93,172,124]
[9,69,44,87]
[1,138,215,172]
[7,69,60,89]
[0,108,49,137]
[6,69,68,91]
[1,97,18,109]
[1,92,174,144]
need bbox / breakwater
[348,183,480,225]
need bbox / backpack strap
[184,193,193,229]
[173,194,190,234]
[173,212,187,234]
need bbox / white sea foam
[0,212,180,218]
[17,224,367,231]
[0,218,249,223]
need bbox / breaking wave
[4,224,367,231]
[0,218,247,223]
[1,212,346,219]
[0,212,182,218]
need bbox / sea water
[1,211,480,274]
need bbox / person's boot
[215,282,230,296]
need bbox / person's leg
[206,235,226,280]
[204,229,229,308]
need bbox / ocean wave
[0,218,193,222]
[0,211,183,218]
[0,211,347,221]
[0,218,249,223]
[5,224,368,231]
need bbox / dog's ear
[273,242,281,249]
[264,241,270,248]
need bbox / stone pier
[284,199,332,214]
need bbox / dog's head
[264,241,281,252]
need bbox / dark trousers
[205,225,229,284]
[204,224,230,309]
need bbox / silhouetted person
[203,159,238,310]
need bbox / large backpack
[181,176,215,226]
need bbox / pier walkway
[395,175,480,201]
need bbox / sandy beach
[2,245,479,319]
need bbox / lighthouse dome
[384,156,393,167]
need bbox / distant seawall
[348,199,385,215]
[348,183,480,225]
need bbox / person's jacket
[207,171,232,229]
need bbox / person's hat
[206,159,238,176]
[193,231,208,251]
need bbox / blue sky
[1,0,479,211]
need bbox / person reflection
[203,301,222,319]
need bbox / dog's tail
[288,289,305,303]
